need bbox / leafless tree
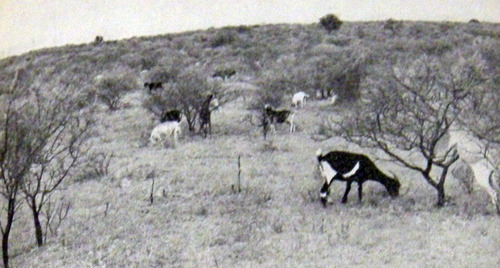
[330,53,486,207]
[21,86,92,247]
[1,70,42,268]
[1,69,93,267]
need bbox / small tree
[331,53,485,207]
[95,71,138,110]
[1,69,94,268]
[0,70,32,268]
[170,77,205,132]
[144,68,233,133]
[21,86,92,247]
[319,14,343,33]
[304,45,368,101]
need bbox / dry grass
[2,21,500,267]
[9,89,500,267]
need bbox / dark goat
[161,110,182,123]
[199,94,218,137]
[264,105,295,133]
[144,82,163,92]
[316,149,400,207]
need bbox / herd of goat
[141,73,499,213]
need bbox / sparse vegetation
[0,20,499,267]
[384,18,402,35]
[210,28,238,48]
[95,70,138,110]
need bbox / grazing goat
[292,91,310,108]
[199,94,219,137]
[445,128,500,214]
[316,149,400,206]
[264,105,295,133]
[144,82,163,92]
[161,109,182,123]
[149,121,181,147]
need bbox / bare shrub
[210,28,237,48]
[140,55,158,70]
[336,223,350,241]
[303,45,368,101]
[95,70,138,110]
[42,197,71,242]
[251,60,299,109]
[384,19,402,35]
[75,152,114,182]
[260,140,279,152]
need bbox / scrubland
[1,20,499,267]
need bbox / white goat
[445,128,500,214]
[292,91,310,108]
[149,121,181,148]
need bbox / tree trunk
[436,184,446,207]
[187,120,195,132]
[2,231,10,268]
[32,209,44,247]
[422,171,447,207]
[2,198,15,268]
[186,114,197,132]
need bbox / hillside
[1,20,500,267]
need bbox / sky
[1,0,499,59]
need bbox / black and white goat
[160,109,182,123]
[264,105,295,133]
[316,149,400,206]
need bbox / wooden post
[150,178,155,205]
[104,202,109,217]
[237,155,242,193]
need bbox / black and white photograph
[1,1,499,267]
